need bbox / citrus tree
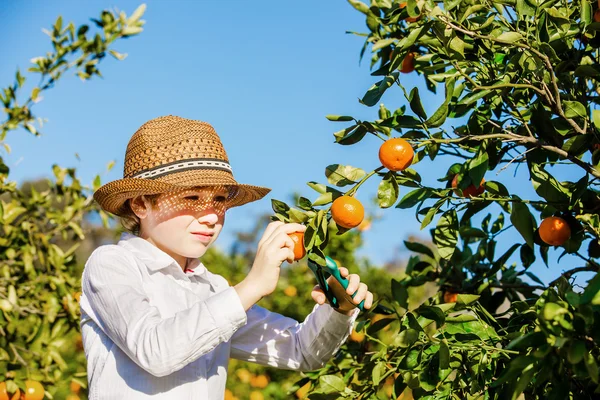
[271,0,600,398]
[0,6,145,399]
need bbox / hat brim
[93,175,271,217]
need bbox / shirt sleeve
[229,301,360,371]
[80,246,248,377]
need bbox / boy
[80,115,373,399]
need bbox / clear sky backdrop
[1,1,587,286]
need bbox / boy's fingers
[259,221,284,246]
[339,267,349,277]
[346,274,361,295]
[311,286,327,304]
[266,223,306,245]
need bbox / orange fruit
[24,381,44,400]
[73,292,81,302]
[379,138,415,171]
[69,381,80,394]
[250,374,269,389]
[331,196,365,229]
[236,368,252,384]
[75,334,83,351]
[0,382,7,400]
[539,216,571,246]
[66,395,80,400]
[295,382,311,399]
[9,389,19,400]
[452,175,485,198]
[250,391,264,400]
[443,291,458,303]
[400,52,416,73]
[284,285,298,297]
[288,232,306,261]
[224,389,235,400]
[350,329,365,342]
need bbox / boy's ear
[130,195,149,219]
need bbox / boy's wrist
[234,279,263,311]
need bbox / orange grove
[331,196,365,229]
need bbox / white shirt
[80,232,359,399]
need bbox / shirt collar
[118,232,207,275]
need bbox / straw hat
[93,115,271,217]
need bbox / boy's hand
[311,266,373,316]
[246,221,307,298]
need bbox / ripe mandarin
[400,52,416,73]
[379,138,414,171]
[331,196,365,229]
[288,232,306,261]
[539,216,571,246]
[452,175,485,198]
[24,381,44,400]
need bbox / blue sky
[1,1,589,286]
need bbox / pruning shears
[307,256,392,314]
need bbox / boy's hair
[119,194,162,235]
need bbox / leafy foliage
[271,0,600,398]
[0,5,145,398]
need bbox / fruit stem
[347,167,385,197]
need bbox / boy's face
[132,186,230,267]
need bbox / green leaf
[542,302,568,320]
[439,340,450,370]
[361,72,399,107]
[326,115,354,122]
[468,150,489,187]
[396,188,431,209]
[392,279,409,308]
[520,244,535,268]
[395,329,419,348]
[456,294,480,305]
[495,31,523,43]
[563,101,587,119]
[333,124,367,145]
[529,164,570,204]
[425,78,455,128]
[319,375,346,393]
[585,352,599,383]
[510,201,536,248]
[581,273,600,305]
[409,87,427,120]
[372,362,387,386]
[378,171,400,208]
[325,164,366,187]
[404,241,435,259]
[484,180,509,196]
[593,110,600,131]
[433,209,458,260]
[347,0,370,14]
[418,305,445,326]
[568,340,587,365]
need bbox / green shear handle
[307,256,392,314]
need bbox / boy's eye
[215,195,227,203]
[185,196,200,201]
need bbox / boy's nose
[198,209,219,225]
